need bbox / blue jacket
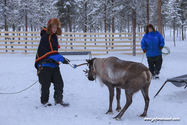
[37,54,65,68]
[141,31,165,57]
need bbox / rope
[162,46,170,55]
[141,53,145,63]
[75,63,88,67]
[141,46,170,62]
[0,58,78,95]
[0,80,39,94]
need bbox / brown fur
[145,24,156,34]
[86,57,152,120]
[46,18,62,35]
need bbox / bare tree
[132,8,136,56]
[157,0,162,34]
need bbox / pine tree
[1,0,19,31]
[0,1,4,29]
[178,0,187,40]
[55,0,77,32]
[166,0,181,46]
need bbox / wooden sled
[154,74,187,98]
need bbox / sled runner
[154,74,187,98]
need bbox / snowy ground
[0,31,187,125]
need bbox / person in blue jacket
[35,18,70,107]
[141,24,165,79]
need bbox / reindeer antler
[83,69,89,77]
[83,69,89,74]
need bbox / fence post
[5,26,8,52]
[12,23,15,52]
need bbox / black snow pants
[38,67,64,104]
[147,55,163,76]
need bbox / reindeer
[84,57,152,120]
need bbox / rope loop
[0,80,39,94]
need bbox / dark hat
[145,24,156,34]
[46,18,62,35]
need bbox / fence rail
[0,31,144,55]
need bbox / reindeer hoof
[106,111,113,115]
[139,113,147,117]
[115,108,121,112]
[113,117,121,121]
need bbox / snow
[0,31,187,125]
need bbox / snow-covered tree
[55,0,77,32]
[1,0,20,31]
[178,0,187,40]
[166,0,181,46]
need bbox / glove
[63,57,70,64]
[159,46,163,50]
[143,49,146,53]
[73,64,77,69]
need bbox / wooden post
[173,17,176,47]
[12,24,15,52]
[132,9,136,56]
[94,29,96,45]
[112,0,115,49]
[182,25,184,41]
[68,7,73,49]
[31,24,33,47]
[104,1,108,54]
[65,26,68,51]
[157,0,162,34]
[18,26,20,44]
[25,5,28,53]
[84,1,87,49]
[5,0,7,52]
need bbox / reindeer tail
[146,70,152,83]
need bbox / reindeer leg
[106,85,114,114]
[140,83,150,117]
[116,88,121,112]
[114,89,133,120]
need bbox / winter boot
[42,102,52,107]
[55,101,70,107]
[155,74,159,79]
[152,75,155,79]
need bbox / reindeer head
[86,58,96,81]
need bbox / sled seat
[167,74,187,87]
[154,74,187,98]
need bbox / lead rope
[0,59,88,94]
[0,80,39,94]
[141,53,145,63]
[141,46,170,63]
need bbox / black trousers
[38,67,64,104]
[147,55,163,76]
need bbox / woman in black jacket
[35,18,70,107]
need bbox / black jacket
[35,28,59,69]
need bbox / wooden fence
[0,31,144,55]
